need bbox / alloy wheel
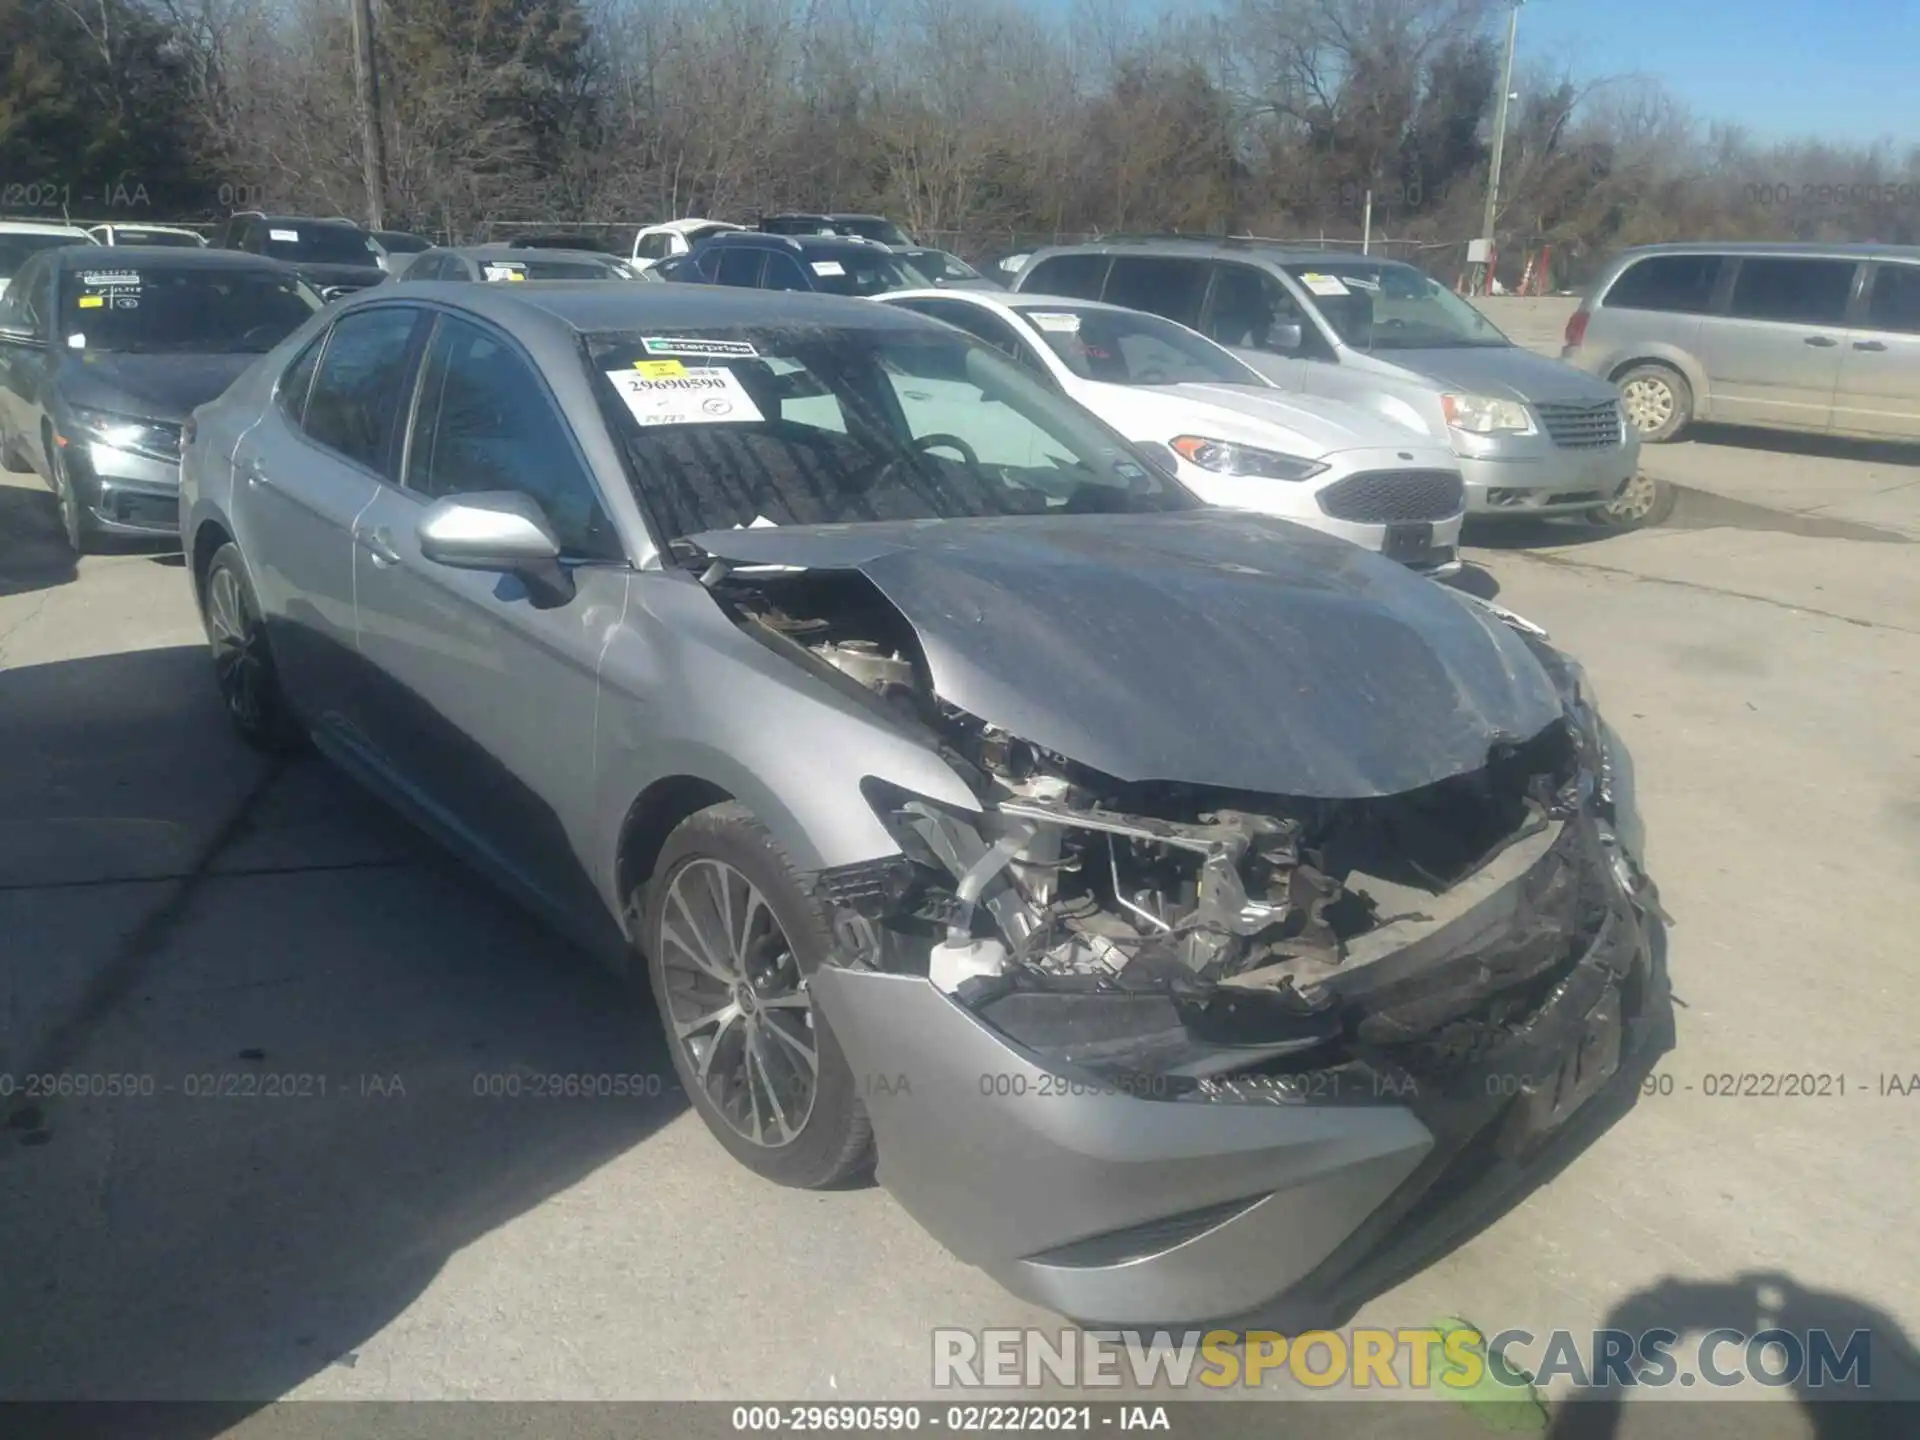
[657,857,819,1148]
[206,566,269,732]
[1604,472,1661,524]
[1620,375,1675,436]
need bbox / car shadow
[0,480,77,597]
[1549,1271,1920,1437]
[1466,484,1915,551]
[1442,562,1502,600]
[1685,422,1920,469]
[0,645,688,1412]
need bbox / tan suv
[1564,242,1920,444]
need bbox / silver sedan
[179,282,1668,1325]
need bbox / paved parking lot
[3,349,1918,1431]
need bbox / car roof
[0,221,95,237]
[1608,240,1920,261]
[96,222,203,235]
[358,282,940,339]
[49,245,291,272]
[881,287,1150,319]
[644,218,741,235]
[243,214,368,229]
[1027,237,1414,267]
[443,245,620,263]
[704,232,888,255]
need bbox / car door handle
[1853,339,1888,352]
[1803,335,1838,347]
[356,528,401,566]
[240,458,273,488]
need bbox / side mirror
[1265,320,1304,353]
[417,491,575,606]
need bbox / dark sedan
[0,247,322,552]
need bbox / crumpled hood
[1374,345,1619,405]
[690,510,1563,798]
[1134,382,1431,455]
[59,350,256,421]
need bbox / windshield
[902,249,982,283]
[111,228,204,248]
[376,232,432,254]
[261,224,381,268]
[1014,305,1266,386]
[1283,261,1511,350]
[1,234,91,281]
[57,265,322,353]
[586,325,1192,541]
[802,249,917,297]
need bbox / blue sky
[1505,0,1918,145]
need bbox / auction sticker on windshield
[483,264,526,282]
[1029,312,1081,333]
[269,229,299,242]
[641,336,759,359]
[1300,273,1350,296]
[811,261,846,277]
[605,366,765,427]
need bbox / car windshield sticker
[482,264,526,282]
[77,271,142,310]
[605,366,766,427]
[1028,311,1081,333]
[810,260,846,277]
[80,271,140,287]
[641,336,760,359]
[633,359,688,378]
[1300,272,1350,296]
[77,295,104,309]
[1341,274,1382,291]
[269,229,299,242]
[67,333,86,348]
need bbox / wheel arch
[613,775,737,933]
[190,518,234,609]
[1605,348,1709,419]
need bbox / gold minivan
[1563,242,1920,443]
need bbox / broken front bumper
[810,828,1667,1327]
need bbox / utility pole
[1479,0,1523,295]
[349,0,388,231]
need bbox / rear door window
[1863,263,1920,334]
[1100,257,1211,329]
[715,247,765,288]
[1727,258,1857,326]
[1020,254,1108,300]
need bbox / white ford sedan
[876,288,1466,575]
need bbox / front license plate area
[1383,522,1436,563]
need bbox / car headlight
[65,407,181,460]
[1441,393,1536,436]
[1167,435,1329,481]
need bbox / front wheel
[642,803,874,1189]
[1588,472,1678,531]
[202,543,304,753]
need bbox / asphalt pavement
[2,350,1917,1433]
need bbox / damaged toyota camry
[181,285,1670,1327]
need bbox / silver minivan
[1014,239,1642,522]
[1565,242,1920,444]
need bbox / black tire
[1614,362,1693,443]
[48,437,97,555]
[641,802,874,1189]
[1588,471,1679,531]
[201,543,305,753]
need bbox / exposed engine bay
[709,561,1657,1083]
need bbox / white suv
[0,221,96,299]
[631,219,745,270]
